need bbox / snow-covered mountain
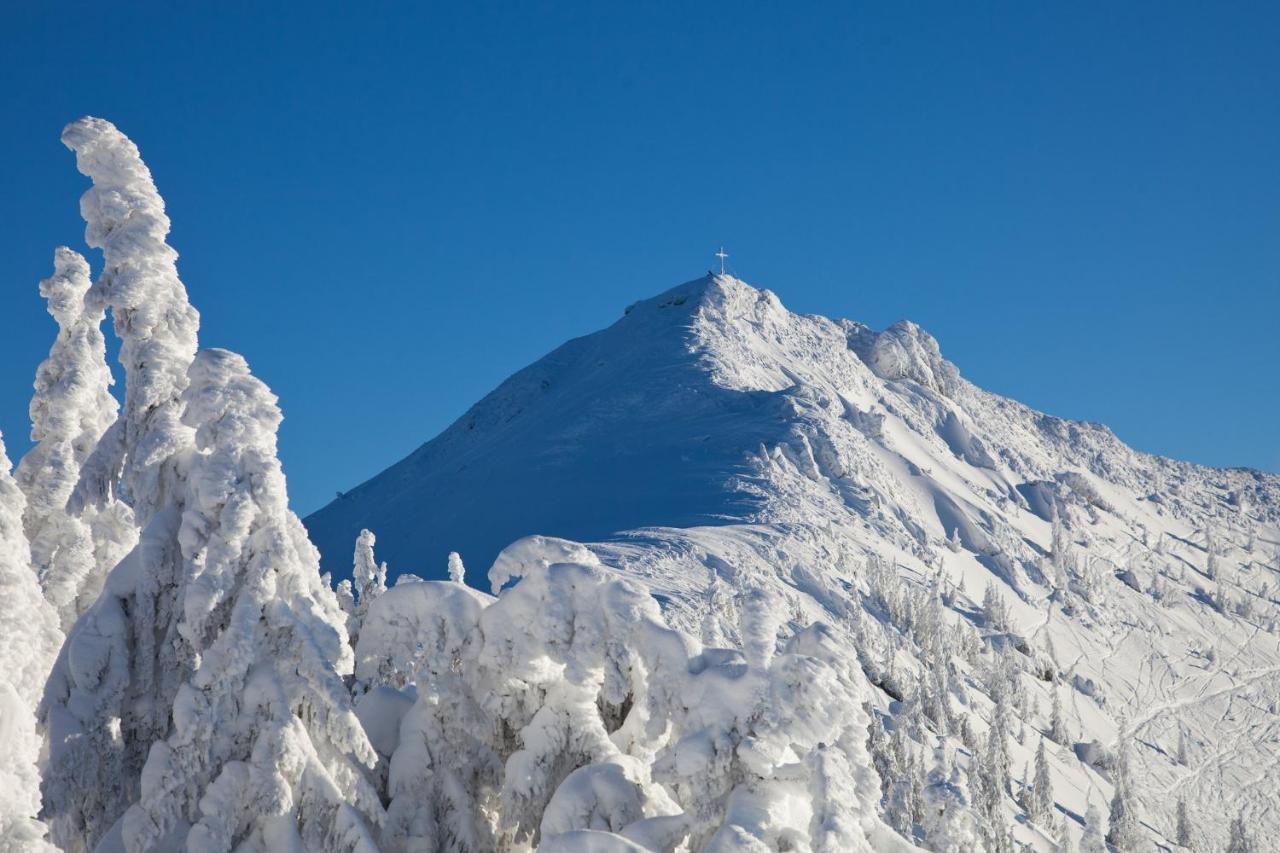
[308,273,1280,850]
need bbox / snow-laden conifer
[921,747,977,852]
[120,348,380,851]
[1106,730,1142,851]
[1080,797,1107,852]
[354,537,892,852]
[41,116,205,850]
[346,528,387,647]
[0,434,63,850]
[16,247,135,629]
[1030,739,1053,825]
[447,550,466,584]
[42,117,378,852]
[1049,687,1070,746]
[59,116,199,522]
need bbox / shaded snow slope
[309,274,1280,849]
[307,277,794,576]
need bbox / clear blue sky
[2,2,1277,515]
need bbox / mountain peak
[621,272,788,328]
[306,272,1275,582]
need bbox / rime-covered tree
[40,115,204,850]
[975,725,1012,853]
[982,582,1011,633]
[357,538,893,851]
[1030,739,1053,825]
[16,247,135,630]
[346,528,387,646]
[119,349,380,851]
[921,748,977,852]
[354,528,387,604]
[988,689,1013,791]
[448,550,466,583]
[1016,762,1033,815]
[0,434,63,850]
[1080,797,1107,853]
[1049,687,1070,745]
[1106,732,1142,851]
[41,117,378,852]
[1051,504,1070,567]
[59,118,200,524]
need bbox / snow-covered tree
[1030,738,1054,825]
[357,537,892,852]
[1080,797,1107,853]
[354,528,387,606]
[1106,732,1142,851]
[738,584,782,668]
[1049,687,1070,745]
[982,582,1011,633]
[975,724,1012,853]
[921,748,977,852]
[1051,505,1070,567]
[1016,762,1033,815]
[346,528,387,647]
[59,117,200,523]
[988,688,1013,790]
[42,117,379,852]
[0,433,63,850]
[448,550,466,583]
[119,348,380,851]
[41,115,205,850]
[16,247,135,630]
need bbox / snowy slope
[308,273,1280,849]
[307,277,785,576]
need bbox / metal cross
[715,247,728,275]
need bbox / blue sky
[2,2,1277,515]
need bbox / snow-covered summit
[308,271,1280,850]
[307,274,797,575]
[307,272,1273,578]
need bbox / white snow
[16,247,135,631]
[0,433,62,850]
